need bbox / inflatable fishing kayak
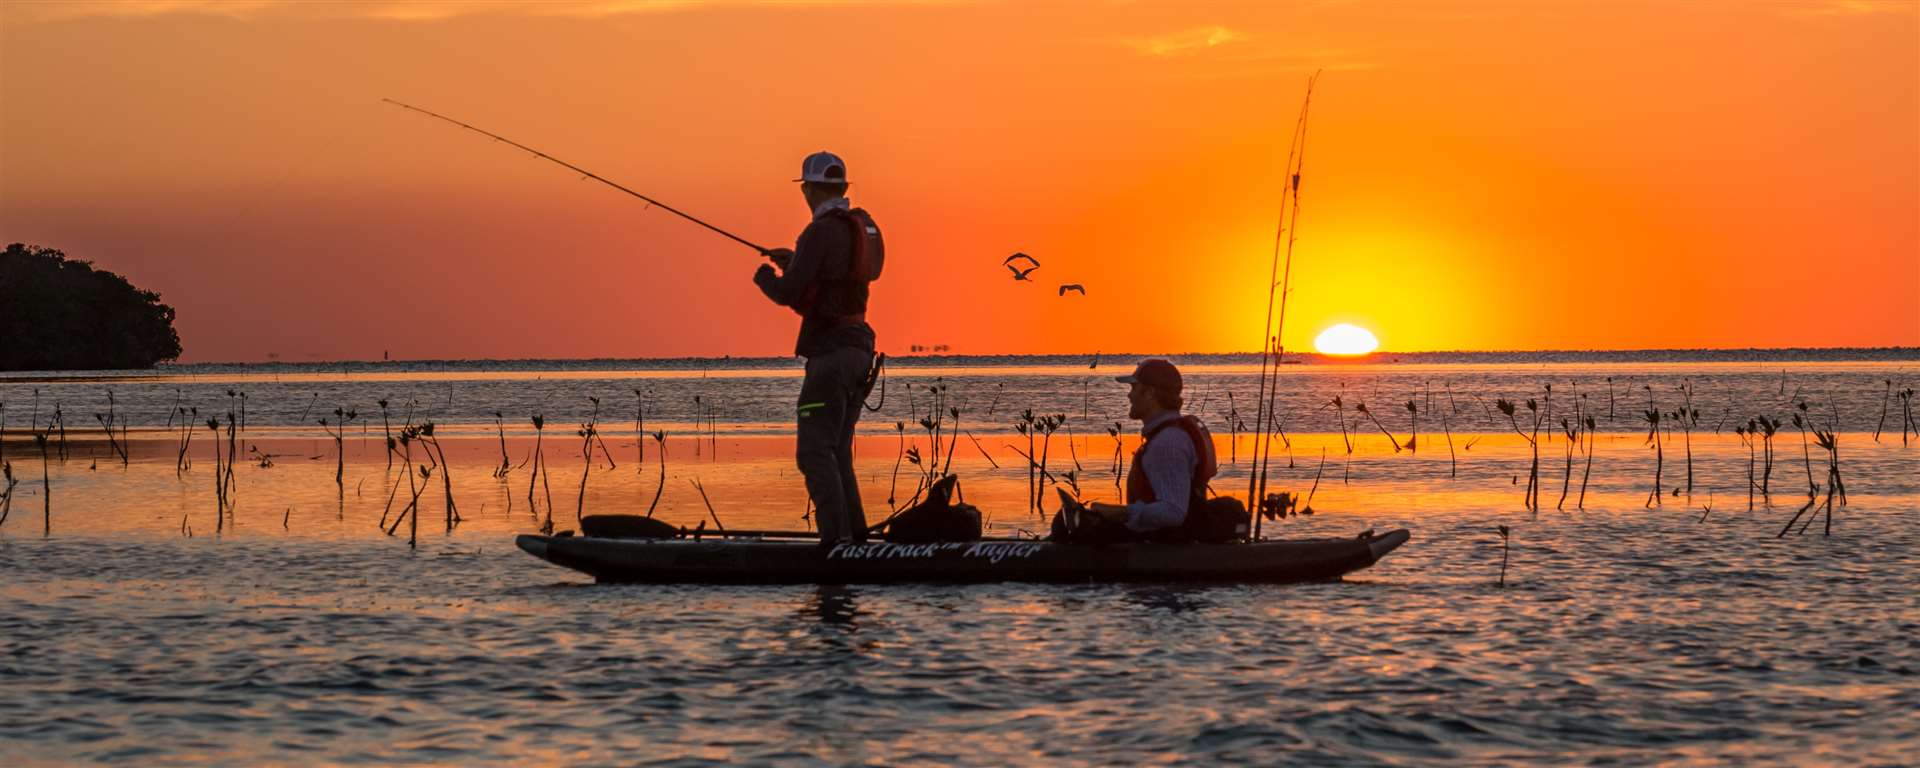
[514,528,1410,584]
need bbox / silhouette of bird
[1004,252,1040,281]
[1089,351,1100,369]
[1058,284,1086,296]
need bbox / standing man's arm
[755,222,848,307]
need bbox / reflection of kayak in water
[514,528,1410,585]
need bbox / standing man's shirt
[1126,411,1198,531]
[753,196,876,358]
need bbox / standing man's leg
[797,352,852,543]
[834,348,873,541]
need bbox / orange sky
[2,0,1916,362]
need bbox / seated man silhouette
[1056,359,1217,542]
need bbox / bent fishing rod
[382,98,774,258]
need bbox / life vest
[796,207,885,322]
[1124,414,1218,506]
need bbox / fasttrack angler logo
[826,541,1045,563]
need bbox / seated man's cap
[794,151,848,184]
[1116,358,1182,395]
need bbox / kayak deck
[515,529,1410,584]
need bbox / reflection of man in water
[808,585,861,627]
[753,151,884,545]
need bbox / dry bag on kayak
[1177,495,1249,543]
[879,475,981,543]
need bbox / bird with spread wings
[1004,252,1040,281]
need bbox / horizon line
[161,345,1920,368]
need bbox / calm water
[1,352,1916,765]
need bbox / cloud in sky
[1119,25,1246,57]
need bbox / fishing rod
[1248,72,1318,541]
[382,98,774,258]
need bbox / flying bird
[1004,252,1040,281]
[1058,284,1086,296]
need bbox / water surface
[1,353,1915,765]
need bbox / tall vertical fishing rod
[382,98,774,258]
[1247,73,1319,541]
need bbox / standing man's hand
[754,263,778,289]
[765,248,794,269]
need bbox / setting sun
[1314,324,1380,356]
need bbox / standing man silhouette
[754,151,885,545]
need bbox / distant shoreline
[115,346,1920,373]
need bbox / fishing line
[383,98,774,258]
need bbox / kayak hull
[514,529,1410,584]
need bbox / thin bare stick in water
[1641,387,1663,508]
[36,433,51,536]
[1556,412,1579,511]
[491,411,510,478]
[1675,381,1699,504]
[1017,410,1037,516]
[690,478,724,532]
[1897,386,1915,445]
[540,445,556,533]
[1497,398,1541,512]
[1331,395,1355,484]
[965,431,1001,469]
[206,418,225,531]
[1441,382,1458,478]
[1106,422,1124,492]
[421,423,459,527]
[53,405,67,462]
[575,421,595,523]
[645,431,667,518]
[1405,399,1419,454]
[1577,415,1596,510]
[1354,402,1402,454]
[409,463,428,548]
[379,457,405,529]
[942,407,963,477]
[888,421,907,505]
[527,414,546,518]
[1035,414,1063,513]
[633,389,647,469]
[378,399,395,470]
[0,463,17,527]
[1302,447,1327,514]
[1873,379,1891,441]
[1004,444,1063,487]
[222,394,239,520]
[1757,414,1779,504]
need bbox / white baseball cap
[793,151,849,184]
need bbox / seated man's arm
[1124,434,1193,531]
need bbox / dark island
[0,243,182,371]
